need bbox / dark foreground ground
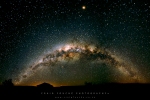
[0,83,150,98]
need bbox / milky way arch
[14,40,146,86]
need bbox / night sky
[0,0,150,87]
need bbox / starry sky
[0,0,150,87]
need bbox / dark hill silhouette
[0,79,150,97]
[37,82,53,88]
[84,82,93,86]
[2,79,14,87]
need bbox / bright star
[82,6,86,10]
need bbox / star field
[0,0,150,86]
